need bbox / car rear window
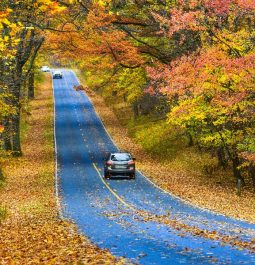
[111,153,131,161]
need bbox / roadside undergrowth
[76,71,255,223]
[0,74,124,264]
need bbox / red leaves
[205,0,232,14]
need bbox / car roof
[110,152,131,155]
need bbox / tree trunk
[123,92,127,102]
[2,119,12,151]
[0,167,4,181]
[217,147,227,169]
[9,66,22,156]
[232,155,245,186]
[133,101,139,119]
[28,70,35,99]
[187,133,194,146]
[249,165,255,193]
[11,111,22,156]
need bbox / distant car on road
[104,152,136,179]
[52,70,63,79]
[41,66,50,72]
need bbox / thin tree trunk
[2,119,12,151]
[133,101,139,119]
[9,66,22,156]
[28,70,35,99]
[123,93,127,102]
[187,132,194,146]
[217,147,227,169]
[249,165,255,193]
[0,167,4,181]
[232,155,245,186]
[11,110,22,156]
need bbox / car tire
[104,172,110,179]
[130,174,135,180]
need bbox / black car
[104,152,136,179]
[52,70,63,79]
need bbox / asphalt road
[53,70,255,264]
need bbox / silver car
[104,152,136,179]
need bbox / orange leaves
[82,73,255,224]
[46,1,143,70]
[146,1,255,179]
[236,0,255,10]
[166,8,204,37]
[0,220,121,264]
[0,75,122,265]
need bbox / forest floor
[77,74,255,224]
[0,75,125,264]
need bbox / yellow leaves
[0,75,121,264]
[33,0,66,14]
[168,96,209,128]
[96,0,111,7]
[0,10,22,55]
[218,73,228,84]
[98,0,107,6]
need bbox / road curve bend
[53,70,255,265]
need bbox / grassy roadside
[0,74,124,264]
[76,71,255,223]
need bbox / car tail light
[106,161,113,166]
[128,160,135,165]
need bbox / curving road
[53,70,255,264]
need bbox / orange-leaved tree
[147,0,255,187]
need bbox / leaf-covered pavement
[78,71,255,224]
[54,70,255,264]
[0,75,124,265]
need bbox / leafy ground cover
[0,74,124,264]
[77,73,255,224]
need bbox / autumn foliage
[146,0,255,184]
[1,1,255,190]
[46,0,255,191]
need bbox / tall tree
[0,0,64,155]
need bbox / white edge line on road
[71,70,252,225]
[52,71,63,219]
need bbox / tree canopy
[1,0,255,190]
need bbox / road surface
[53,70,255,264]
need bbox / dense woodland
[1,1,255,192]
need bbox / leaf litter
[76,77,255,254]
[0,75,126,265]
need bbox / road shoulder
[0,74,124,264]
[76,72,255,224]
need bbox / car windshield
[111,153,131,161]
